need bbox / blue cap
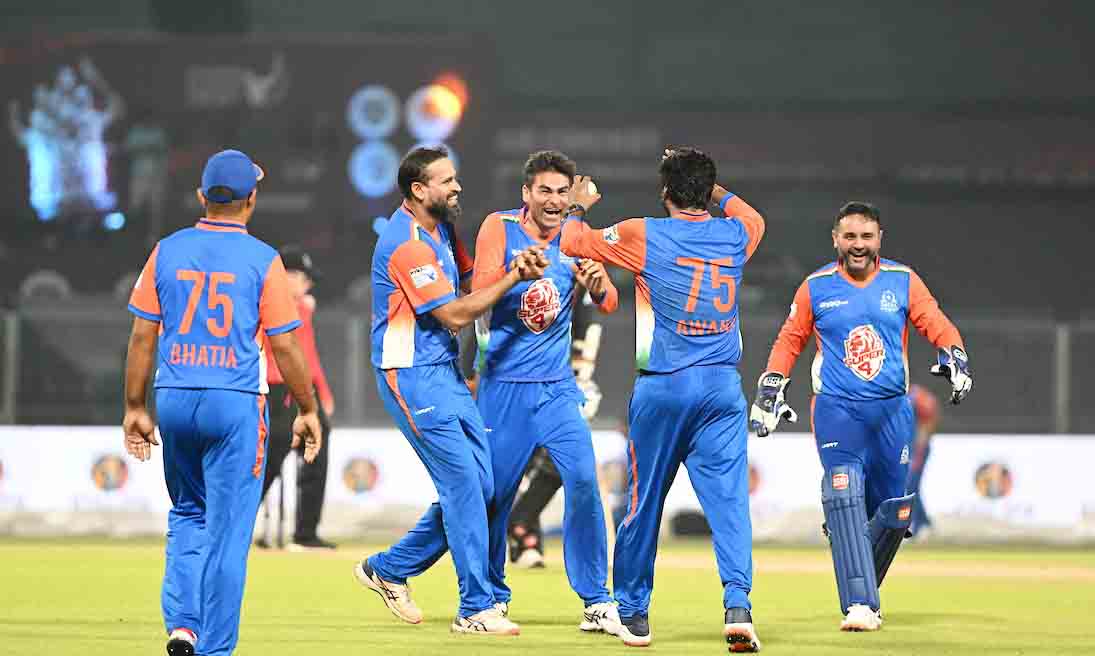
[201,149,265,203]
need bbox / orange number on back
[675,257,736,313]
[207,272,236,337]
[176,270,235,337]
[177,270,206,334]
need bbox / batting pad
[869,493,916,587]
[821,465,880,613]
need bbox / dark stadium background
[1,1,1093,431]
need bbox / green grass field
[3,538,1093,655]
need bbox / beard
[427,196,461,222]
[839,249,879,270]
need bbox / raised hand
[568,175,601,211]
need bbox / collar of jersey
[836,258,881,288]
[401,202,443,243]
[519,205,560,244]
[675,209,712,222]
[196,217,248,233]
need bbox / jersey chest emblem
[843,324,886,381]
[518,278,561,334]
[880,290,899,313]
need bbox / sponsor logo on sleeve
[602,225,620,244]
[409,264,439,288]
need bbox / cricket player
[472,150,620,631]
[358,146,547,636]
[506,290,605,569]
[750,201,973,632]
[123,149,323,656]
[560,147,765,652]
[905,383,941,537]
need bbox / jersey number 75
[676,257,736,313]
[177,270,235,337]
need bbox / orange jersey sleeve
[720,195,766,261]
[471,213,508,291]
[128,243,162,320]
[593,274,619,313]
[560,217,647,274]
[766,281,815,376]
[908,270,964,349]
[388,240,456,313]
[260,255,301,335]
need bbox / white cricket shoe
[513,549,545,569]
[579,601,622,633]
[840,604,882,632]
[353,559,423,624]
[451,607,521,635]
[494,601,509,617]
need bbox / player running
[560,147,765,652]
[123,149,323,656]
[472,150,620,632]
[750,201,972,632]
[358,146,547,636]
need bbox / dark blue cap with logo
[201,149,265,203]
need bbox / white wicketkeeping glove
[749,372,798,437]
[930,345,972,404]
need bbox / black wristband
[565,203,586,217]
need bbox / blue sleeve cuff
[128,305,161,322]
[265,319,302,336]
[719,193,737,212]
[415,292,457,316]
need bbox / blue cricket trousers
[158,387,268,656]
[369,362,496,617]
[614,364,752,618]
[477,376,611,607]
[812,394,914,517]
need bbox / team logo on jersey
[880,290,899,313]
[843,324,886,381]
[409,264,439,288]
[518,278,562,334]
[602,225,620,244]
[832,472,849,490]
